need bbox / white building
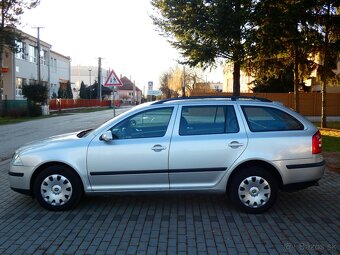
[223,63,254,93]
[1,30,71,100]
[71,65,111,99]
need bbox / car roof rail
[152,96,272,105]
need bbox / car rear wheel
[229,166,278,213]
[33,165,82,211]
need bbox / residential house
[305,53,340,93]
[191,82,224,95]
[118,76,142,105]
[1,30,71,100]
[224,55,340,93]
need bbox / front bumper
[8,165,35,193]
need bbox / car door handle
[151,145,167,152]
[228,141,244,149]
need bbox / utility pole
[88,69,92,100]
[133,80,136,105]
[98,57,102,101]
[33,26,44,85]
[182,65,186,97]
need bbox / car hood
[15,131,84,155]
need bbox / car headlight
[12,153,24,166]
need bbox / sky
[19,0,224,90]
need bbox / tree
[22,82,47,116]
[159,66,204,97]
[250,68,294,93]
[250,1,339,113]
[159,71,173,98]
[65,81,73,99]
[249,0,324,111]
[316,1,340,128]
[58,81,73,99]
[87,81,98,99]
[79,81,87,99]
[22,83,47,103]
[0,0,40,99]
[151,0,256,96]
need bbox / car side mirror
[100,131,113,142]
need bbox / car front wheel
[229,166,278,213]
[33,165,83,211]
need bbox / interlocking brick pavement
[0,159,339,254]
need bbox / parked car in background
[9,96,325,213]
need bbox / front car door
[169,104,248,189]
[87,106,176,191]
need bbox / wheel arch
[30,162,84,196]
[227,160,283,192]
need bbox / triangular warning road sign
[104,69,123,86]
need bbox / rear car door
[168,104,248,189]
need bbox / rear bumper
[279,159,326,185]
[282,179,320,192]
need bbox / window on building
[15,78,25,97]
[15,41,26,60]
[50,57,57,72]
[28,45,37,63]
[40,50,48,65]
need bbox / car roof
[151,96,273,106]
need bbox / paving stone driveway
[0,157,339,254]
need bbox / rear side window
[179,105,239,136]
[242,106,304,132]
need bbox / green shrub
[22,84,48,104]
[27,101,42,117]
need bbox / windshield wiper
[77,129,93,138]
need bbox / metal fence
[49,99,119,110]
[0,100,28,117]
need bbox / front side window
[242,106,304,132]
[111,107,173,139]
[179,105,239,136]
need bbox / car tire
[33,165,83,211]
[229,166,278,214]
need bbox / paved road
[0,107,131,161]
[0,108,339,255]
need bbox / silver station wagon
[9,97,325,213]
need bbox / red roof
[118,76,141,91]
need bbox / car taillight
[312,130,322,154]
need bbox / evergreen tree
[79,81,87,99]
[65,81,73,99]
[151,0,256,96]
[250,0,339,112]
[58,81,73,99]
